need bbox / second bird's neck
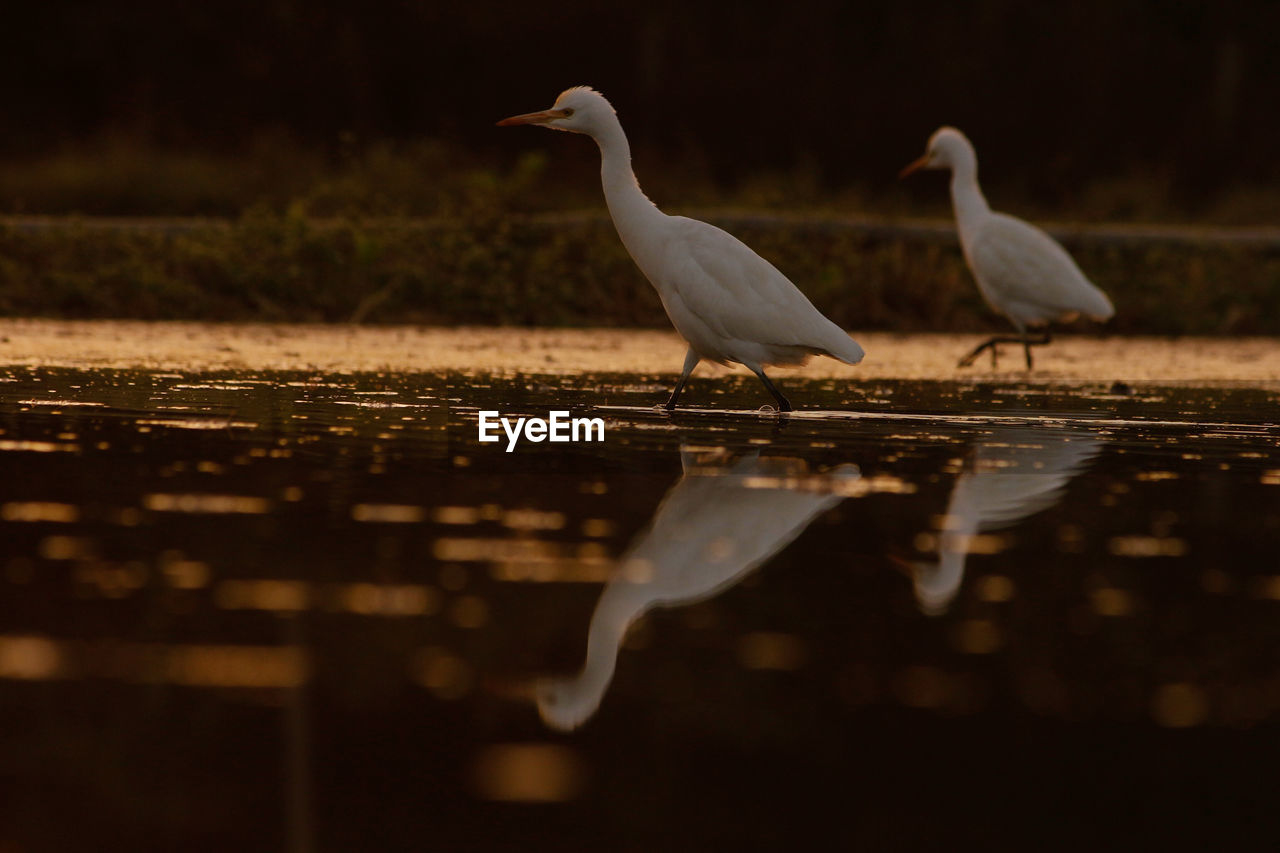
[591,121,665,253]
[948,160,991,246]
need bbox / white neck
[947,154,991,249]
[562,582,648,721]
[589,118,666,257]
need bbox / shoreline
[0,318,1276,386]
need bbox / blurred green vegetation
[0,138,1277,334]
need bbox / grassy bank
[0,210,1279,335]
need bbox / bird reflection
[907,426,1103,615]
[536,448,858,730]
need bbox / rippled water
[2,365,1279,850]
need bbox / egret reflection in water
[535,447,859,731]
[907,425,1103,615]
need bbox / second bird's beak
[898,154,931,179]
[496,108,568,127]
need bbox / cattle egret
[904,427,1102,615]
[499,87,864,411]
[901,127,1115,369]
[535,448,858,730]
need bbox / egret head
[888,550,963,616]
[910,557,965,616]
[534,675,601,732]
[900,126,976,178]
[497,86,617,137]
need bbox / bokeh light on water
[1,356,1279,850]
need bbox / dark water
[2,367,1279,851]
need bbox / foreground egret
[900,127,1115,369]
[499,87,864,411]
[535,448,859,730]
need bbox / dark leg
[664,348,701,411]
[664,374,689,410]
[959,335,1021,368]
[1021,330,1052,369]
[751,367,793,412]
[958,330,1052,369]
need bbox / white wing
[653,217,864,366]
[957,429,1104,532]
[969,214,1114,326]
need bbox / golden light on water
[1107,535,1188,558]
[489,560,613,583]
[1090,587,1135,616]
[952,619,1002,654]
[1199,568,1234,595]
[737,631,808,670]
[351,503,427,523]
[1,502,79,522]
[38,535,94,560]
[434,505,481,525]
[469,744,588,803]
[434,537,562,563]
[74,561,148,598]
[143,493,271,514]
[411,647,473,699]
[449,595,490,629]
[892,665,951,709]
[1152,683,1209,728]
[581,518,616,538]
[920,532,1009,555]
[216,579,311,611]
[214,579,441,616]
[158,644,308,688]
[162,556,211,589]
[976,575,1015,602]
[0,439,79,453]
[435,536,614,583]
[0,635,67,680]
[135,418,256,430]
[1252,576,1280,600]
[501,508,566,531]
[0,635,306,687]
[340,583,438,616]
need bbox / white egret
[535,448,858,730]
[900,127,1115,369]
[498,87,864,411]
[905,426,1102,615]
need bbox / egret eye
[561,108,575,117]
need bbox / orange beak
[496,108,568,127]
[885,550,918,578]
[898,154,931,179]
[483,675,538,701]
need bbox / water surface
[2,364,1279,851]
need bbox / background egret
[901,127,1115,368]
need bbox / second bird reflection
[905,426,1103,616]
[536,447,859,731]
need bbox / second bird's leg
[664,348,701,411]
[958,335,1024,368]
[751,367,793,413]
[958,332,1048,369]
[1020,330,1052,369]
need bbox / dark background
[0,0,1276,217]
